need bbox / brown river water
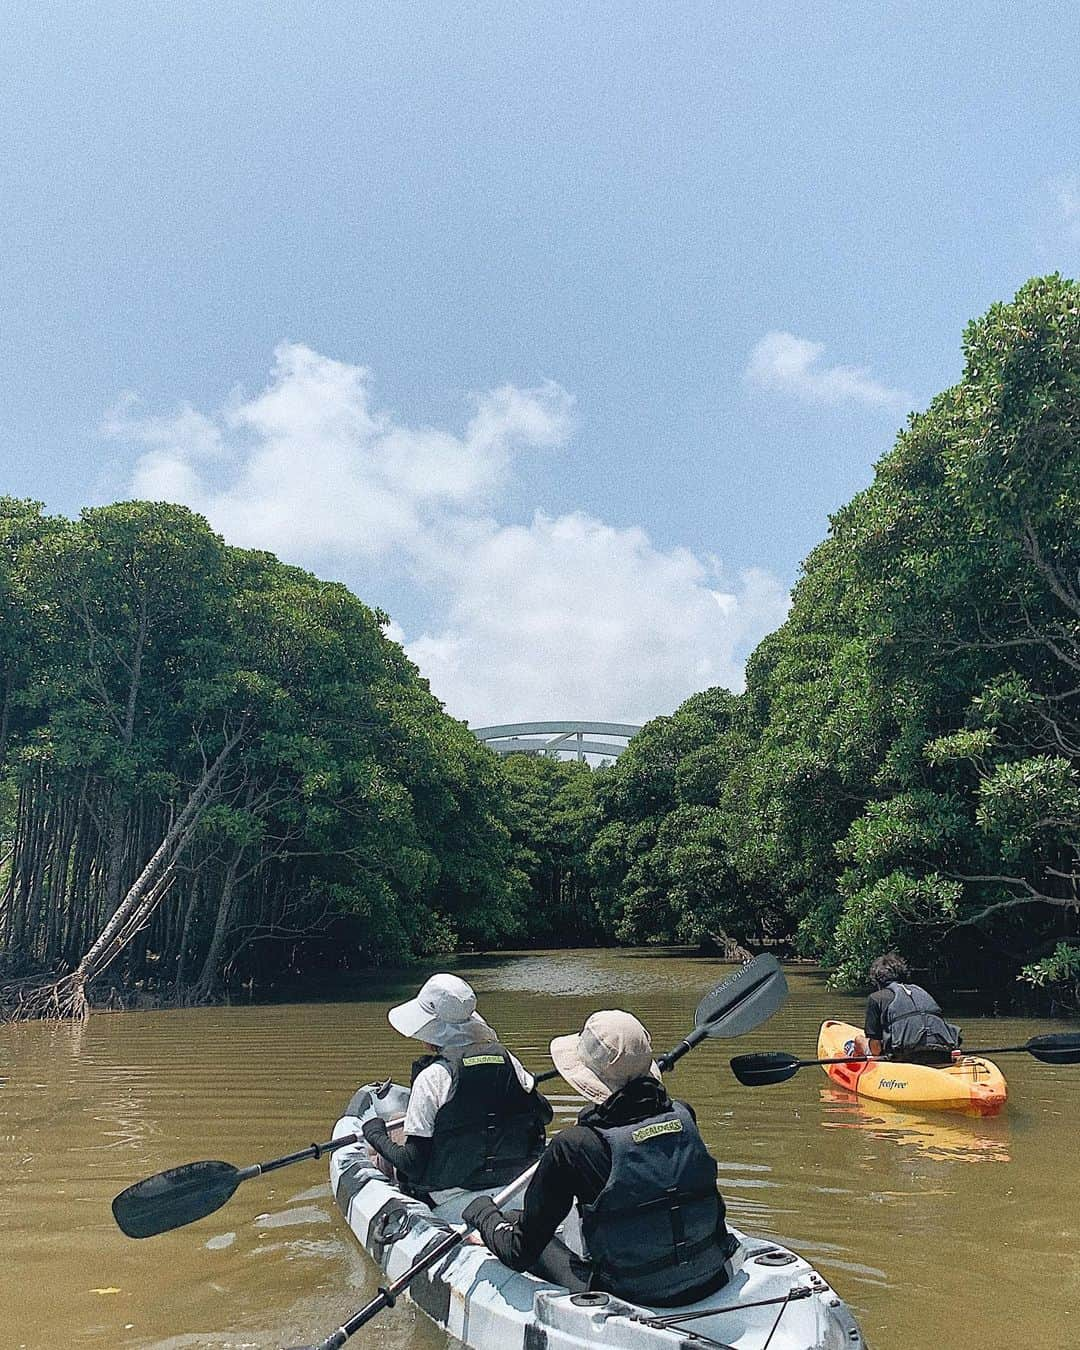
[2,950,1079,1350]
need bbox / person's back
[361,974,551,1198]
[411,1039,549,1192]
[859,953,961,1065]
[464,1010,735,1307]
[577,1085,730,1304]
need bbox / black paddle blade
[729,1051,802,1087]
[1027,1033,1080,1065]
[112,1160,242,1238]
[695,953,788,1038]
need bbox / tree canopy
[3,276,1078,1015]
[0,500,519,1010]
[587,276,1080,1007]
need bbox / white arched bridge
[471,721,642,761]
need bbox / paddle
[112,1135,359,1240]
[286,1160,540,1350]
[289,953,789,1350]
[113,954,787,1241]
[534,951,788,1084]
[730,1032,1080,1088]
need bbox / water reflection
[819,1087,1013,1163]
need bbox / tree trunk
[190,853,243,1002]
[49,728,244,1018]
[0,677,11,768]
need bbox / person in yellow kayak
[360,973,552,1201]
[462,1010,737,1306]
[853,952,962,1065]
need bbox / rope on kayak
[761,1288,796,1350]
[640,1283,812,1347]
[639,1330,736,1350]
[644,1284,813,1330]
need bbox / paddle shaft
[800,1044,1053,1069]
[237,1134,359,1182]
[309,1162,540,1350]
[958,1045,1064,1057]
[657,1022,710,1071]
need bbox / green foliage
[838,792,971,872]
[5,274,1080,1009]
[585,276,1080,1000]
[588,687,773,948]
[925,728,998,768]
[1019,942,1080,1012]
[0,500,519,995]
[974,758,1080,862]
[830,872,962,988]
[499,754,601,944]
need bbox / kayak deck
[329,1084,867,1350]
[818,1019,1007,1115]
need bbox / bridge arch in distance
[471,720,641,762]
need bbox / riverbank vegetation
[0,502,521,1016]
[582,275,1080,1010]
[2,276,1077,1016]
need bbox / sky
[3,2,1080,727]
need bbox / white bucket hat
[550,1010,661,1104]
[387,973,496,1049]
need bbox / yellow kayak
[818,1019,1007,1115]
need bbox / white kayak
[329,1084,867,1350]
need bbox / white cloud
[112,344,790,725]
[381,617,408,646]
[406,513,790,725]
[744,330,910,413]
[112,342,574,560]
[1051,174,1080,240]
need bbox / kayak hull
[329,1084,868,1350]
[818,1020,1007,1115]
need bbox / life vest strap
[592,1183,717,1219]
[594,1231,722,1279]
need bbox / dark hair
[868,951,910,989]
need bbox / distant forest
[2,276,1078,1016]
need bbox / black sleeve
[864,992,885,1041]
[466,1127,607,1271]
[360,1117,433,1178]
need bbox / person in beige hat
[362,973,551,1200]
[463,1010,735,1306]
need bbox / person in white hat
[361,973,551,1200]
[462,1009,735,1305]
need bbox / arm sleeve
[467,1137,581,1271]
[402,1063,451,1138]
[864,995,884,1041]
[508,1052,554,1124]
[361,1117,434,1178]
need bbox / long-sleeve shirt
[360,1117,433,1178]
[464,1077,728,1287]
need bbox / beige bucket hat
[550,1010,661,1104]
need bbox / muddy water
[2,951,1079,1350]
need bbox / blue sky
[3,3,1079,724]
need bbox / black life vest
[412,1042,549,1192]
[579,1100,732,1305]
[882,982,962,1058]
